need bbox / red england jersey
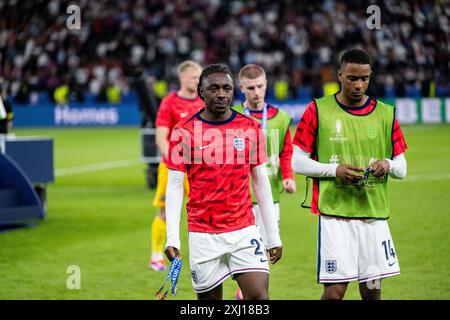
[166,109,267,233]
[293,95,408,215]
[155,92,204,163]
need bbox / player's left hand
[267,246,283,264]
[369,159,390,178]
[282,179,297,193]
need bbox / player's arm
[371,119,408,179]
[251,164,283,264]
[386,153,407,179]
[154,96,173,160]
[279,128,296,193]
[292,102,363,183]
[164,169,184,261]
[292,145,364,183]
[156,126,170,160]
[370,153,407,179]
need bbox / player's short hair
[197,64,233,100]
[177,60,202,75]
[238,64,266,81]
[340,48,372,68]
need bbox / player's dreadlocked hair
[340,48,372,67]
[197,64,233,100]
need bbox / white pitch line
[50,186,145,193]
[393,173,450,182]
[55,159,141,177]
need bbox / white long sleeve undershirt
[165,164,282,251]
[165,169,185,250]
[292,145,407,179]
[251,164,282,249]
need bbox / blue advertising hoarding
[11,97,450,127]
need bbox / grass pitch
[0,125,449,299]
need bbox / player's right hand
[164,246,181,261]
[336,164,364,183]
[267,246,283,264]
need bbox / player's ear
[197,84,204,100]
[337,69,342,82]
[239,83,245,94]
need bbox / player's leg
[318,216,359,299]
[321,283,349,300]
[189,231,231,300]
[234,272,269,300]
[357,220,400,299]
[229,225,271,300]
[359,280,381,300]
[149,162,168,270]
[235,203,279,299]
[233,204,269,300]
[197,284,223,300]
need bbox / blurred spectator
[106,82,121,104]
[0,78,13,133]
[0,0,448,102]
[53,83,69,105]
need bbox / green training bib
[314,95,394,219]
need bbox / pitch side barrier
[0,135,54,225]
[11,98,450,127]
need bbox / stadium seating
[0,0,447,103]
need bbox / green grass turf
[0,125,449,299]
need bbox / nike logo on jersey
[388,261,397,267]
[198,144,212,150]
[180,112,189,118]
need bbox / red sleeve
[392,119,408,157]
[155,96,173,128]
[166,126,189,172]
[292,101,318,153]
[250,120,268,169]
[279,128,294,180]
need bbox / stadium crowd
[0,0,448,105]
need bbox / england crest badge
[233,137,245,151]
[325,260,337,274]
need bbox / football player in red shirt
[164,64,282,300]
[149,61,203,271]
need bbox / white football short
[318,215,400,283]
[188,225,270,293]
[253,203,280,247]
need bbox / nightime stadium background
[0,0,449,300]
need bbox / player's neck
[201,108,233,122]
[177,88,197,100]
[336,91,368,108]
[244,101,265,111]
